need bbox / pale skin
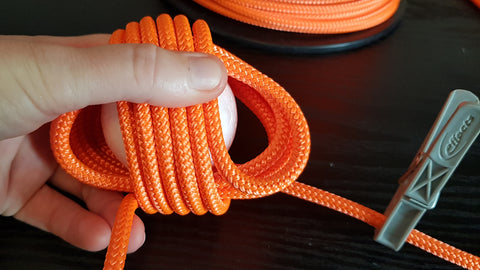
[0,34,228,253]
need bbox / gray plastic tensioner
[374,89,480,251]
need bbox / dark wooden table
[1,1,479,269]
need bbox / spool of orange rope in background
[50,14,480,270]
[193,0,402,34]
[169,0,407,53]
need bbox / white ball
[101,84,238,166]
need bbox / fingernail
[188,55,225,91]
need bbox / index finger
[0,34,111,47]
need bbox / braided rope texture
[49,14,479,270]
[192,0,401,34]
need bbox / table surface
[1,1,479,269]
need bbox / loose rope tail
[50,14,480,270]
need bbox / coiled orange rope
[50,14,480,270]
[192,0,402,34]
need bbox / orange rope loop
[192,0,402,34]
[50,14,480,270]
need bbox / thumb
[0,37,227,139]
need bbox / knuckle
[131,44,161,89]
[0,196,17,217]
[25,43,74,117]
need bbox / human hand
[0,34,227,253]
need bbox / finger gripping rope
[50,14,310,269]
[50,14,479,270]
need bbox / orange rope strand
[472,0,480,9]
[50,14,480,270]
[192,0,402,34]
[103,194,138,270]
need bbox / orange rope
[472,0,480,8]
[192,0,402,34]
[50,14,480,270]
